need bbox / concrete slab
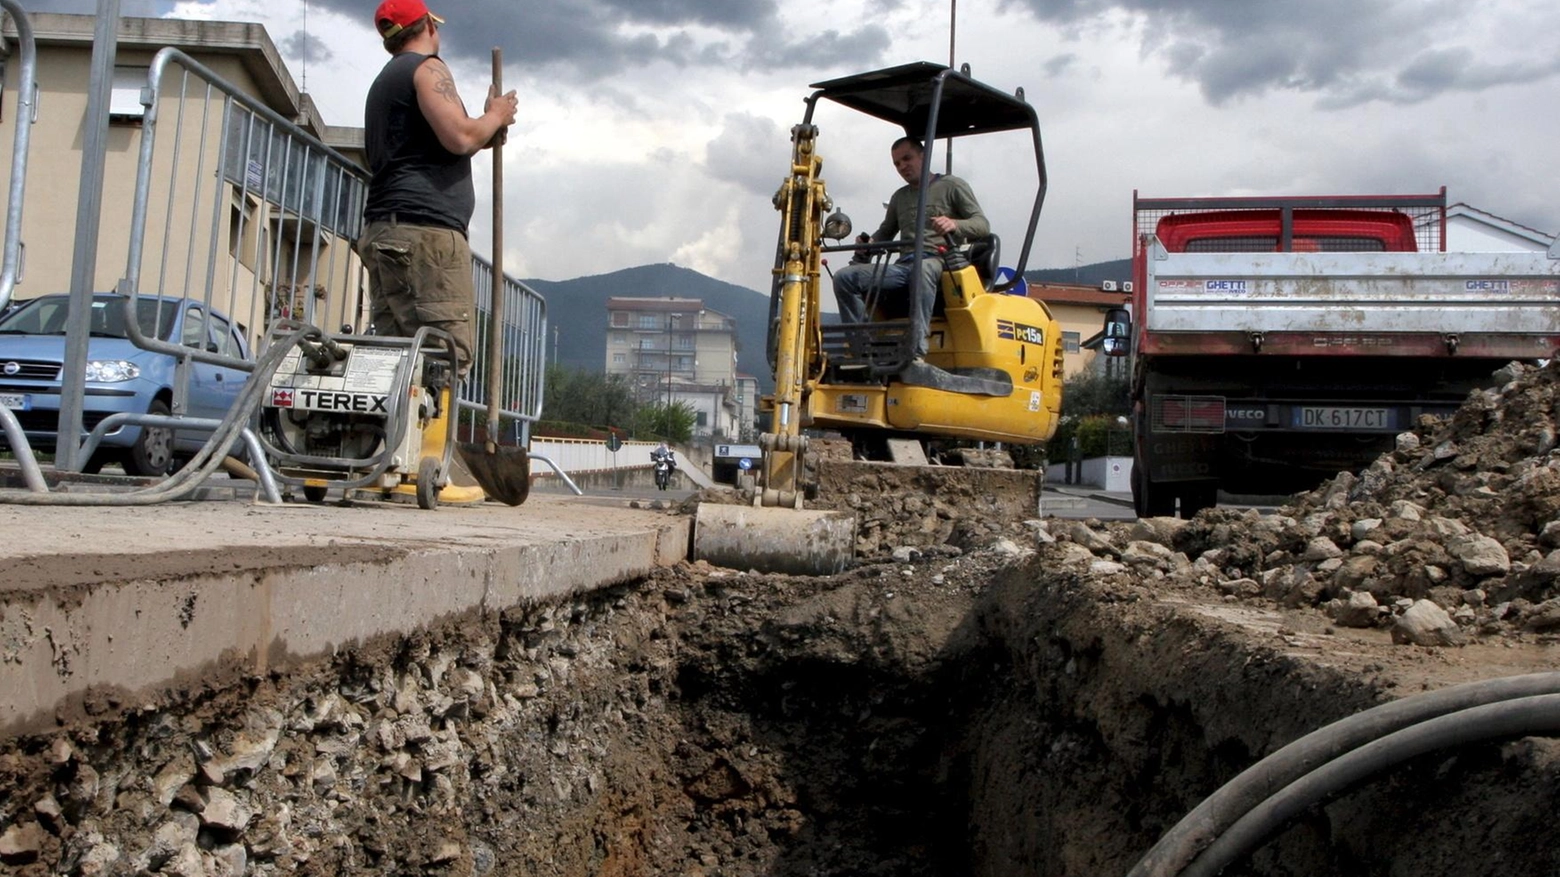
[0,493,690,738]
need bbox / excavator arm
[757,121,831,508]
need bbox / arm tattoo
[428,61,464,108]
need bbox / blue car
[0,293,252,475]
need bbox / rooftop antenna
[301,0,309,92]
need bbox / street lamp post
[946,0,956,175]
[666,313,677,410]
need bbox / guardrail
[529,438,663,476]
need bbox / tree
[1060,370,1129,419]
[634,401,697,444]
[1044,370,1131,463]
[542,366,639,431]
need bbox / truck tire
[1133,465,1175,518]
[1180,481,1218,518]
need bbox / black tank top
[363,52,474,234]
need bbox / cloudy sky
[39,0,1560,298]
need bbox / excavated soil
[4,362,1560,875]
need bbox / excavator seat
[968,234,1001,290]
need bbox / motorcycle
[653,456,674,490]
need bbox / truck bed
[1141,242,1560,357]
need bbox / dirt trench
[7,361,1560,876]
[3,539,1558,877]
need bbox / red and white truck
[1103,190,1560,518]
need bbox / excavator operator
[830,136,989,365]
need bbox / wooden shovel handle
[487,48,503,450]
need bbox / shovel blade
[455,442,532,506]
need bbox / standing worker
[358,0,517,373]
[358,0,517,502]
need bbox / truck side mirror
[1102,307,1131,357]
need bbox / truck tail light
[1152,395,1226,433]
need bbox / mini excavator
[693,62,1067,574]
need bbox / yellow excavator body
[804,265,1065,442]
[693,62,1069,574]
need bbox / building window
[612,333,625,345]
[675,334,694,350]
[1063,331,1081,353]
[637,314,658,329]
[696,412,708,426]
[612,353,626,364]
[611,312,628,328]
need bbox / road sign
[605,433,622,452]
[715,443,762,459]
[738,457,752,470]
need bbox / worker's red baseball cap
[374,0,443,38]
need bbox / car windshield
[0,296,181,341]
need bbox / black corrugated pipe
[1179,692,1560,877]
[1127,672,1560,877]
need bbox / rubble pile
[1041,361,1560,644]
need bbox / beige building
[733,373,758,440]
[1026,282,1128,378]
[0,13,367,344]
[604,296,745,438]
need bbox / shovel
[455,47,531,506]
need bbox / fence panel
[123,47,369,368]
[466,253,546,446]
[121,47,543,447]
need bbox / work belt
[366,211,463,234]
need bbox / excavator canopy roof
[809,61,1036,139]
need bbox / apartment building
[0,12,367,343]
[603,296,745,438]
[1027,281,1129,378]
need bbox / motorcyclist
[650,442,676,468]
[650,442,676,490]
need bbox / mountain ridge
[523,258,1131,394]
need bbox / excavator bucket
[692,503,856,576]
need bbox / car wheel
[122,399,175,476]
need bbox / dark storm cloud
[306,0,884,80]
[22,0,172,14]
[593,0,776,29]
[741,25,894,72]
[1395,47,1560,96]
[280,30,333,66]
[1042,53,1077,78]
[705,112,786,198]
[1002,0,1560,107]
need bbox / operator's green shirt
[869,174,989,251]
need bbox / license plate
[0,393,28,411]
[1293,406,1394,431]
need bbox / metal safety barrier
[0,0,36,312]
[0,5,548,502]
[122,46,368,374]
[468,251,547,446]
